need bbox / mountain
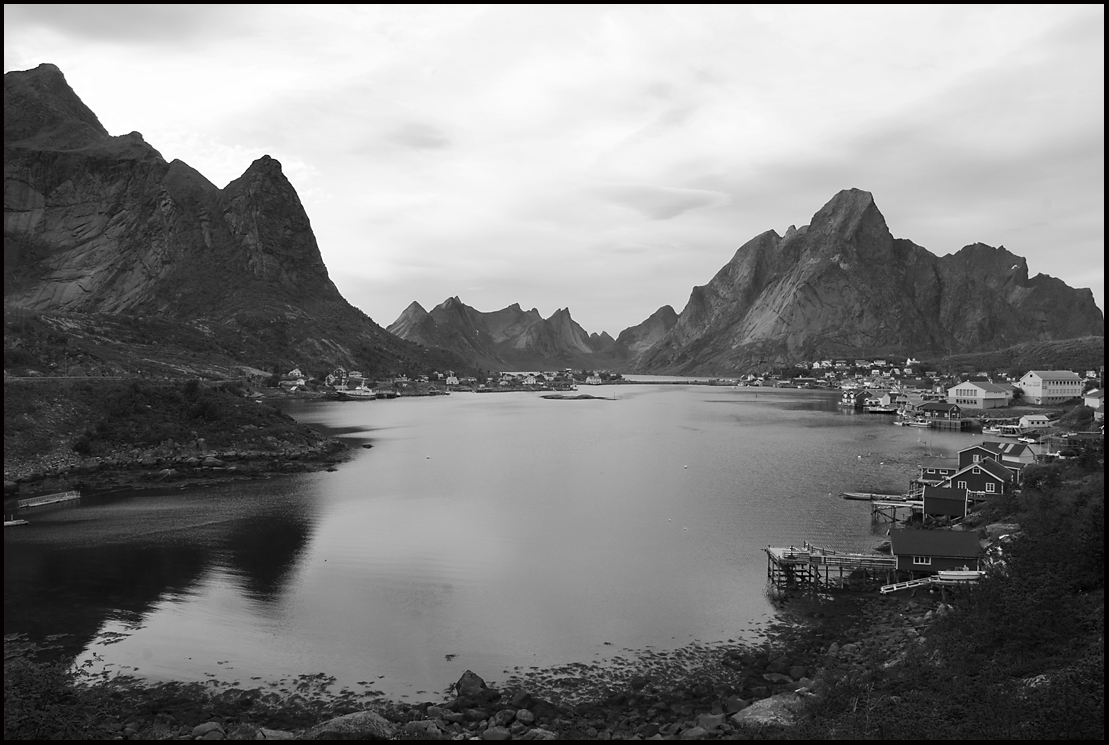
[387,297,614,371]
[635,189,1104,374]
[4,63,467,378]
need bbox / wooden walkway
[765,541,896,589]
[18,490,81,509]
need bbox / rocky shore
[9,590,954,740]
[3,437,350,498]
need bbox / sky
[4,4,1104,336]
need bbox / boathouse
[889,529,983,574]
[922,485,970,519]
[958,442,1034,476]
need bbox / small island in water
[541,393,610,400]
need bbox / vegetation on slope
[788,441,1105,740]
[924,336,1105,377]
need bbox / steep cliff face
[4,63,467,377]
[636,189,1103,374]
[388,297,612,371]
[603,305,678,363]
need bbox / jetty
[880,570,985,594]
[764,541,897,589]
[17,490,81,509]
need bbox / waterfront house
[1084,389,1103,408]
[1019,370,1082,405]
[1019,414,1051,430]
[940,457,1013,497]
[445,375,459,386]
[909,457,959,497]
[947,381,1011,409]
[922,485,971,519]
[959,441,1035,474]
[889,528,983,574]
[920,402,962,420]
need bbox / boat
[4,519,30,527]
[865,405,898,414]
[996,424,1024,438]
[982,425,1002,435]
[908,420,931,428]
[936,569,985,582]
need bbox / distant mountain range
[5,64,1101,380]
[392,189,1103,374]
[3,63,468,378]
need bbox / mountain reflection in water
[4,384,975,698]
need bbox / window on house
[972,454,980,462]
[957,481,967,490]
[985,482,996,493]
[973,466,981,474]
[913,556,932,566]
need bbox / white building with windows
[947,381,1011,409]
[1019,370,1082,405]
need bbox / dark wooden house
[922,485,970,519]
[889,529,982,574]
[941,457,1013,497]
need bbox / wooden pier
[765,541,896,590]
[15,490,81,514]
[871,499,923,523]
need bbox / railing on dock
[16,490,81,509]
[765,541,896,590]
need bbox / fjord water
[5,385,973,698]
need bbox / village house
[919,401,962,420]
[957,442,1033,477]
[889,528,983,575]
[445,375,459,386]
[947,380,1012,409]
[1083,389,1102,409]
[1019,413,1051,431]
[940,456,1013,497]
[922,485,971,520]
[909,457,959,497]
[1019,370,1082,405]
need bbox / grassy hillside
[924,336,1104,376]
[3,306,473,382]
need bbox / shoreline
[5,587,948,740]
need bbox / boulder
[516,709,536,725]
[254,728,295,739]
[302,710,395,740]
[192,722,225,738]
[730,692,805,728]
[482,726,512,740]
[403,720,446,739]
[680,725,708,740]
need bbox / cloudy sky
[5,4,1104,335]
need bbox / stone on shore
[302,710,395,740]
[729,692,805,728]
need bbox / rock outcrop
[4,63,467,377]
[635,189,1104,374]
[388,296,614,371]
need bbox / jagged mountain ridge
[635,189,1104,374]
[4,63,469,377]
[388,297,616,371]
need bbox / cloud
[593,184,731,220]
[4,4,248,45]
[386,122,451,150]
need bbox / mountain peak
[4,62,110,148]
[809,188,889,243]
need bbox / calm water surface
[4,384,978,698]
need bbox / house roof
[950,381,1011,394]
[1025,370,1082,381]
[921,402,960,411]
[890,529,982,558]
[980,441,1032,458]
[961,442,1003,455]
[921,457,958,470]
[947,457,1012,483]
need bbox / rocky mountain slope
[635,189,1104,374]
[388,297,615,371]
[4,63,467,378]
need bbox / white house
[947,381,1011,409]
[445,375,459,386]
[1019,414,1051,430]
[1084,389,1103,408]
[1019,370,1082,405]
